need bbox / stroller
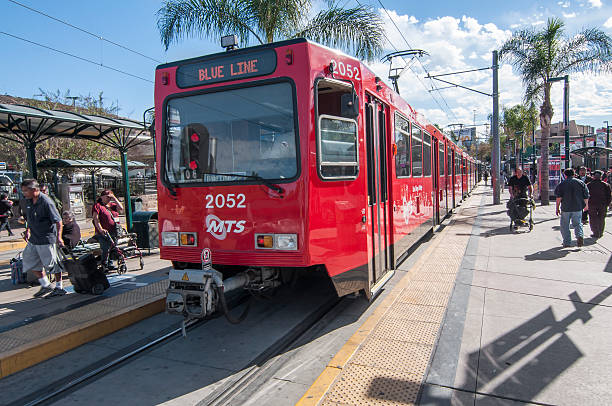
[507,194,535,232]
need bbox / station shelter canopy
[0,103,152,230]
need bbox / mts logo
[205,214,246,241]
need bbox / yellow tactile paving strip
[297,191,479,406]
[0,279,168,378]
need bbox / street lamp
[548,75,570,168]
[605,120,610,169]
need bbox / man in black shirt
[507,167,532,198]
[555,168,589,247]
[0,193,13,236]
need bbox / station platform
[299,185,612,405]
[0,249,169,378]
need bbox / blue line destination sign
[176,49,277,88]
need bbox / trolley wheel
[92,283,105,295]
[118,263,128,275]
[139,257,144,270]
[74,288,85,294]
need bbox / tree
[500,104,539,171]
[157,0,385,61]
[500,18,612,204]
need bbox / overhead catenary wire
[373,0,463,125]
[0,31,154,83]
[6,0,163,64]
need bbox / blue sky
[1,0,611,131]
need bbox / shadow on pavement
[418,285,612,404]
[524,246,578,261]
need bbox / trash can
[131,197,143,213]
[131,211,158,249]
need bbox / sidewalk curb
[0,282,167,379]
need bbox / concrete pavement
[303,185,612,405]
[424,186,612,404]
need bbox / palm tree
[501,104,539,170]
[157,0,385,61]
[499,18,612,205]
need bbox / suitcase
[62,252,110,295]
[10,252,26,285]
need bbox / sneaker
[577,237,584,247]
[46,287,67,298]
[562,243,571,248]
[33,286,54,298]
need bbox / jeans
[94,230,117,266]
[560,210,583,245]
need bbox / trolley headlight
[255,234,298,250]
[275,234,298,250]
[162,231,179,247]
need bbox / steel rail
[200,296,346,406]
[22,318,205,406]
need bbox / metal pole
[606,122,610,169]
[26,142,37,179]
[91,171,97,203]
[564,75,570,169]
[120,151,133,232]
[492,51,501,204]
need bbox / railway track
[13,283,348,406]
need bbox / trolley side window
[423,132,432,177]
[316,79,359,180]
[439,145,444,176]
[411,125,423,177]
[394,114,410,178]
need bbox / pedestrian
[20,179,66,297]
[555,168,590,248]
[483,170,489,186]
[40,184,63,214]
[507,167,533,199]
[92,189,123,271]
[0,193,14,236]
[61,210,81,248]
[587,170,611,238]
[577,167,592,224]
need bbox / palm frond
[157,0,263,50]
[248,0,309,42]
[292,5,384,61]
[556,27,612,75]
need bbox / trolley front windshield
[165,81,298,184]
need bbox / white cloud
[373,10,612,129]
[604,16,612,28]
[531,20,545,26]
[558,1,571,7]
[563,12,577,18]
[588,0,603,7]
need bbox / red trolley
[154,39,477,321]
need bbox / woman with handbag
[92,190,124,271]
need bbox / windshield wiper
[202,172,285,194]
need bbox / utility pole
[605,120,610,169]
[564,75,570,169]
[492,51,501,204]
